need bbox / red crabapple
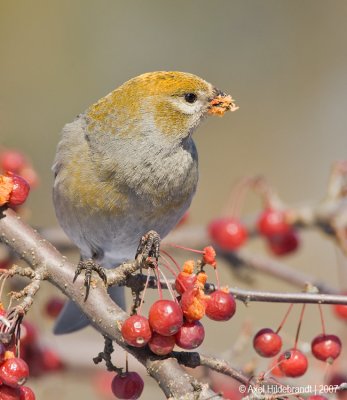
[253,328,282,357]
[121,315,152,347]
[148,300,183,336]
[111,372,144,399]
[278,349,308,377]
[205,289,236,321]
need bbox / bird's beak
[208,89,239,116]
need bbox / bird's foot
[73,259,107,301]
[135,230,161,265]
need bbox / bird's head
[86,71,238,144]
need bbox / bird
[52,71,238,334]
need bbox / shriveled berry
[175,272,197,295]
[203,246,217,267]
[175,320,205,350]
[0,357,29,387]
[253,328,282,357]
[278,349,308,377]
[121,315,152,347]
[311,334,342,362]
[148,300,183,336]
[0,175,14,206]
[205,290,236,321]
[181,287,207,321]
[0,385,21,400]
[257,209,290,237]
[208,217,247,251]
[267,230,299,256]
[19,386,35,400]
[7,174,30,207]
[148,332,175,356]
[111,371,144,399]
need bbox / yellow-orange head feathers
[86,71,238,141]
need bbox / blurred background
[1,1,347,399]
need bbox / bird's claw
[73,259,107,301]
[135,230,161,264]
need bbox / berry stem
[232,177,254,218]
[158,257,178,278]
[318,304,326,335]
[223,177,251,218]
[125,351,128,373]
[167,243,204,255]
[158,268,177,303]
[154,263,163,300]
[276,303,294,334]
[214,268,221,290]
[160,250,181,273]
[294,304,306,350]
[137,269,151,316]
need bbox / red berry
[121,315,152,347]
[0,358,29,387]
[0,385,20,400]
[328,373,347,399]
[311,334,342,362]
[253,328,282,357]
[41,348,64,371]
[278,349,308,377]
[208,217,248,251]
[148,300,183,336]
[19,387,35,400]
[20,322,37,347]
[267,230,299,256]
[307,397,328,400]
[333,295,347,320]
[111,372,144,399]
[175,272,197,295]
[205,290,236,321]
[257,209,290,237]
[175,320,205,350]
[148,332,175,356]
[44,297,65,319]
[7,174,30,207]
[0,151,26,173]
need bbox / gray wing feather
[53,286,125,334]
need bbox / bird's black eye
[184,93,197,104]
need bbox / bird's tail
[53,285,125,335]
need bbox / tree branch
[0,207,219,400]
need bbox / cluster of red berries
[208,208,299,256]
[253,327,342,378]
[0,304,65,399]
[121,255,236,356]
[0,342,34,400]
[115,248,236,399]
[19,321,64,377]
